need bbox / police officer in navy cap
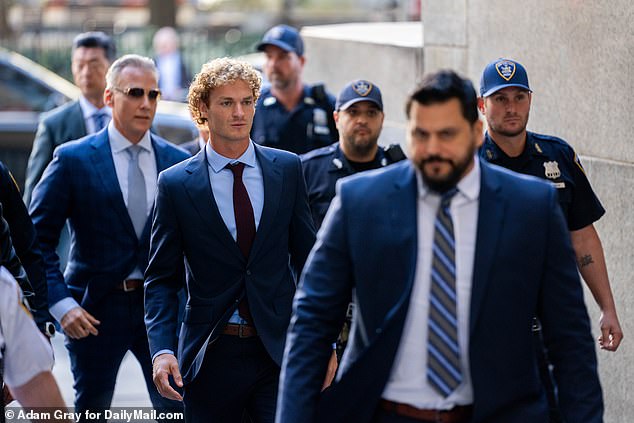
[301,79,405,360]
[252,24,338,154]
[478,58,622,421]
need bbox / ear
[104,88,114,108]
[199,99,209,116]
[477,97,486,114]
[333,110,339,125]
[473,119,484,148]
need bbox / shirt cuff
[152,350,175,363]
[49,297,80,324]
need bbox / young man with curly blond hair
[144,57,316,422]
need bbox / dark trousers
[183,335,279,423]
[532,318,564,423]
[66,290,182,421]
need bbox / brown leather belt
[222,323,257,338]
[380,400,473,423]
[114,279,143,292]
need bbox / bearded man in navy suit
[30,54,188,417]
[145,57,316,422]
[276,70,603,423]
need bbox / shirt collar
[205,141,257,174]
[416,155,481,203]
[78,95,111,119]
[107,122,153,153]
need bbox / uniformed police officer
[0,266,69,418]
[301,79,405,360]
[478,58,622,422]
[251,25,338,154]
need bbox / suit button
[376,328,382,334]
[246,270,251,276]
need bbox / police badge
[543,161,561,179]
[351,80,373,97]
[495,60,516,81]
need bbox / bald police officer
[251,25,338,154]
[478,58,622,423]
[301,80,405,360]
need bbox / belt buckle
[238,324,248,338]
[122,280,134,292]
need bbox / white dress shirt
[382,157,480,409]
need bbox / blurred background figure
[152,27,191,102]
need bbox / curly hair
[188,57,262,127]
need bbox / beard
[417,143,476,194]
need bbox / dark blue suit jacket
[277,159,603,423]
[29,129,190,312]
[144,143,316,385]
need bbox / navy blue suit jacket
[29,129,190,312]
[277,159,602,423]
[145,143,316,385]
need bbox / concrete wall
[302,2,633,419]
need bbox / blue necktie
[126,145,147,239]
[93,111,107,132]
[427,187,462,397]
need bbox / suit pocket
[182,304,214,324]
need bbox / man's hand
[153,354,183,401]
[321,350,338,391]
[598,310,623,351]
[60,307,100,339]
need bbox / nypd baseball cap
[480,58,531,97]
[336,80,383,111]
[256,25,304,57]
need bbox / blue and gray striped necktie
[427,187,462,397]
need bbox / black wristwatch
[43,321,56,338]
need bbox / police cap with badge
[256,24,304,57]
[479,58,532,97]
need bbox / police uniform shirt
[0,267,54,388]
[300,142,399,230]
[480,131,605,231]
[251,84,337,155]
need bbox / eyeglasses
[114,87,161,100]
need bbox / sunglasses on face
[114,87,161,100]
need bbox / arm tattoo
[579,254,594,268]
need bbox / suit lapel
[248,145,282,262]
[183,150,243,258]
[65,102,88,141]
[89,132,137,239]
[469,160,506,334]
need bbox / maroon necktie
[226,162,255,323]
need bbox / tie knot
[93,111,107,130]
[226,162,245,178]
[126,144,143,161]
[440,187,459,209]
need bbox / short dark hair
[72,31,116,62]
[405,70,479,124]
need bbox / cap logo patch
[270,27,284,39]
[495,61,516,81]
[351,80,372,97]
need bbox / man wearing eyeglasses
[29,54,188,419]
